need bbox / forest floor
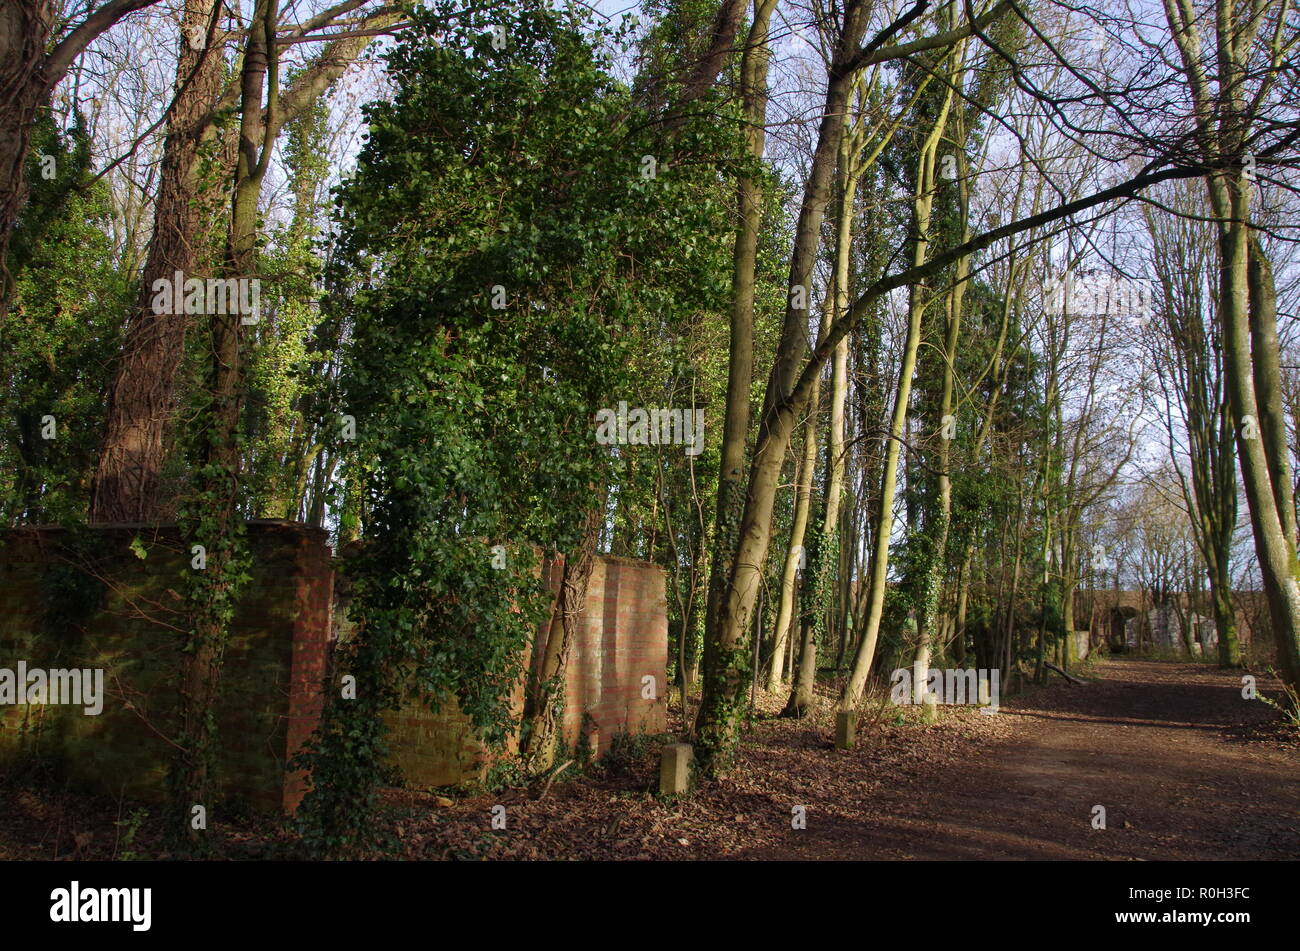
[1,656,1295,859]
[393,656,1299,860]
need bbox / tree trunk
[92,0,228,522]
[1246,235,1296,549]
[522,506,602,773]
[172,0,276,846]
[696,0,870,768]
[840,76,953,712]
[92,2,401,521]
[1213,172,1300,690]
[0,1,56,318]
[783,124,859,713]
[769,418,816,690]
[778,375,821,712]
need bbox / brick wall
[0,524,667,808]
[384,555,669,788]
[0,522,331,813]
[554,556,669,758]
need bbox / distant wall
[1075,589,1272,662]
[0,522,331,813]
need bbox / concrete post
[659,742,693,795]
[834,710,857,749]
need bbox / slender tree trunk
[172,0,277,846]
[1034,512,1051,683]
[840,78,952,712]
[778,375,821,711]
[782,123,859,711]
[952,549,971,664]
[769,419,816,690]
[700,0,778,704]
[522,506,602,772]
[696,0,864,773]
[911,213,968,676]
[1210,554,1240,667]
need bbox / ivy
[291,0,739,855]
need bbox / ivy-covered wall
[378,555,670,789]
[0,524,667,808]
[0,522,331,813]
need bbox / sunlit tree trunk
[696,0,869,772]
[783,116,861,712]
[841,76,954,712]
[769,401,817,691]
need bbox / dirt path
[755,658,1299,860]
[6,657,1292,860]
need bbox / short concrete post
[660,743,693,795]
[922,693,939,723]
[834,710,857,750]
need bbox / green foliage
[601,729,656,777]
[798,520,838,645]
[0,109,129,523]
[293,0,738,855]
[113,807,151,861]
[243,95,340,523]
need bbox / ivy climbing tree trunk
[92,2,404,522]
[696,0,871,772]
[93,0,226,523]
[705,0,779,670]
[782,115,862,715]
[171,0,278,848]
[910,106,970,678]
[522,505,603,774]
[840,73,954,713]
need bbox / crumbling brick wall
[0,522,331,813]
[0,524,668,809]
[385,555,669,788]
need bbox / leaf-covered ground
[392,658,1298,860]
[2,658,1295,860]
